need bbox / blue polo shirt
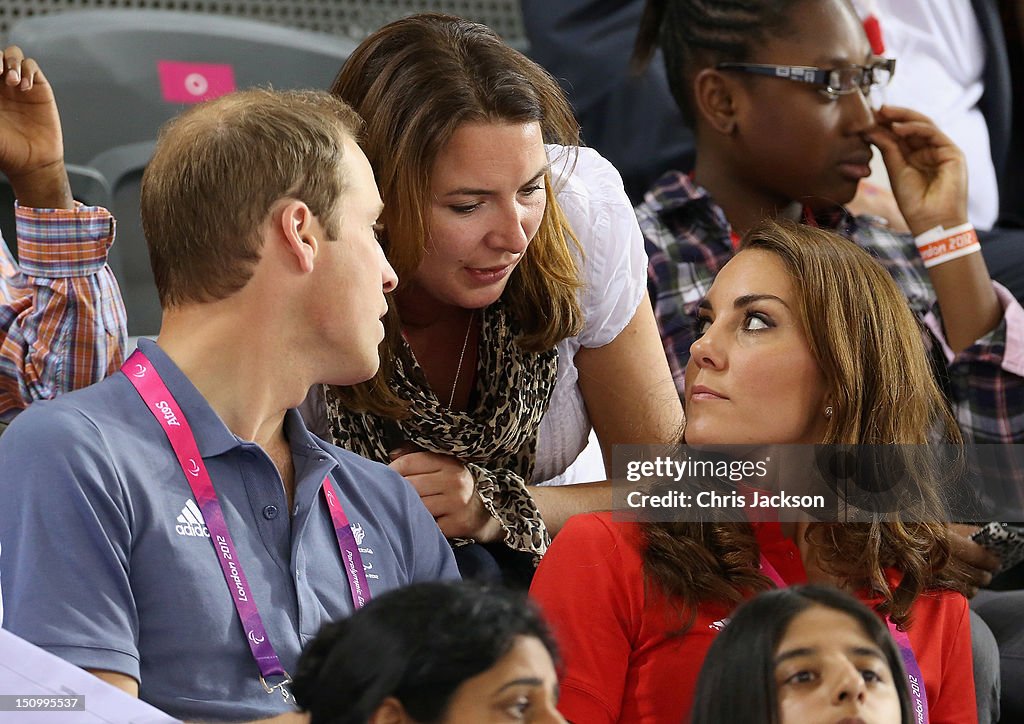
[0,339,459,722]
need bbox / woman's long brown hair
[328,13,584,417]
[642,220,969,630]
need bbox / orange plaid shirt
[0,203,127,422]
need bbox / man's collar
[135,338,242,459]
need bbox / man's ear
[369,697,416,724]
[693,68,740,136]
[277,199,318,274]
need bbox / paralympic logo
[248,630,265,646]
[186,459,201,477]
[132,363,147,378]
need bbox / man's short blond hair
[141,88,364,308]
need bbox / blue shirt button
[263,505,279,520]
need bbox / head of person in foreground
[291,581,565,723]
[691,584,912,724]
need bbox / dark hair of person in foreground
[291,581,561,723]
[691,584,913,724]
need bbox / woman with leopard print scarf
[303,13,682,586]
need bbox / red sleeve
[907,592,977,724]
[530,513,642,724]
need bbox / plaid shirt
[0,203,127,423]
[639,171,1024,444]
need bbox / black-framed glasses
[715,58,896,101]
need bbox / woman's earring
[824,406,834,419]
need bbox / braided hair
[633,0,802,125]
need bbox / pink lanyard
[121,349,371,700]
[759,554,929,724]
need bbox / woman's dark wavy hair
[691,585,913,724]
[290,581,559,724]
[642,221,971,634]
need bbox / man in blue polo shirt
[0,89,459,723]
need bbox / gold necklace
[448,311,475,409]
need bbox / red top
[530,513,977,724]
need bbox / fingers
[402,468,476,501]
[434,497,496,539]
[871,111,962,169]
[866,124,902,161]
[388,455,498,541]
[3,46,24,87]
[950,523,983,538]
[949,531,1001,595]
[874,104,941,126]
[409,476,473,519]
[870,120,958,160]
[401,471,453,499]
[415,487,454,518]
[2,46,44,91]
[884,119,957,153]
[389,452,475,499]
[387,451,442,477]
[964,565,994,595]
[955,536,1001,571]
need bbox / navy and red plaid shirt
[639,170,1024,444]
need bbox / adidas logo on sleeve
[176,499,210,538]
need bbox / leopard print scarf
[322,301,558,560]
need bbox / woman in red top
[530,220,976,723]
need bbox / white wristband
[914,223,981,269]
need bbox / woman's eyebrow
[733,293,789,310]
[494,677,544,694]
[697,293,788,313]
[775,644,887,665]
[442,166,549,198]
[523,165,549,186]
[848,645,887,661]
[775,646,816,665]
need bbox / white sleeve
[533,146,648,486]
[548,145,648,349]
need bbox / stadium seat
[7,10,358,334]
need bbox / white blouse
[532,145,648,486]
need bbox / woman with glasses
[713,57,895,106]
[634,13,1024,702]
[636,0,1024,454]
